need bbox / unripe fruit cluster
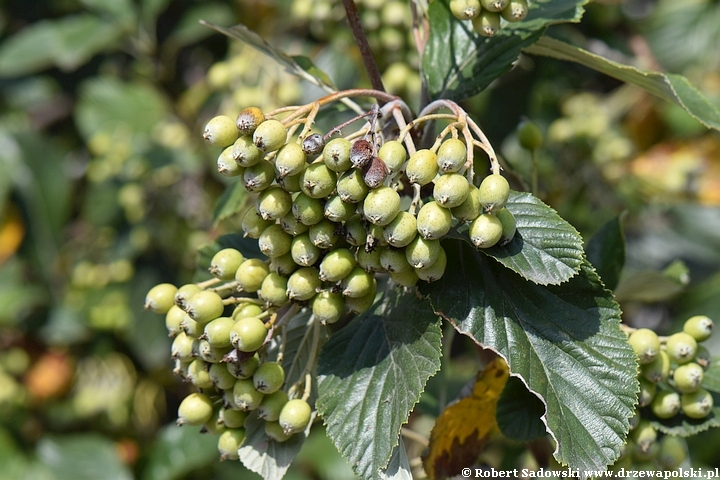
[619,418,689,471]
[449,0,530,37]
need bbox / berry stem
[196,278,221,289]
[342,0,387,99]
[401,427,429,448]
[620,324,669,342]
[209,281,240,295]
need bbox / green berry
[416,201,453,240]
[278,171,303,193]
[344,283,377,314]
[257,186,293,221]
[232,303,263,320]
[171,331,196,361]
[236,106,265,135]
[204,316,235,349]
[300,162,337,199]
[480,0,508,12]
[209,362,238,390]
[478,174,510,213]
[275,142,307,178]
[641,350,670,383]
[322,138,353,173]
[253,361,285,394]
[434,173,470,208]
[344,214,367,247]
[683,315,713,342]
[501,0,528,22]
[449,0,481,19]
[197,339,231,364]
[219,408,248,429]
[651,390,681,419]
[377,140,407,173]
[174,283,202,311]
[258,390,289,422]
[259,272,290,307]
[217,146,243,177]
[180,314,203,338]
[243,160,275,192]
[311,291,345,325]
[287,267,322,301]
[186,290,225,324]
[279,399,312,435]
[451,185,482,222]
[681,388,714,419]
[657,436,687,470]
[380,247,412,273]
[415,247,447,283]
[210,248,244,280]
[469,213,503,249]
[324,195,356,223]
[187,359,214,389]
[496,208,517,246]
[341,267,376,298]
[472,10,501,36]
[145,283,178,314]
[383,211,417,248]
[292,193,325,226]
[356,247,384,273]
[165,305,185,337]
[230,316,267,352]
[390,268,419,287]
[258,224,293,258]
[291,233,322,267]
[270,252,299,277]
[279,212,309,236]
[235,258,271,293]
[406,149,439,185]
[218,428,246,461]
[232,135,263,167]
[436,138,467,173]
[204,115,238,148]
[177,392,214,426]
[695,344,711,369]
[319,248,356,282]
[309,219,340,249]
[233,378,264,411]
[517,120,543,151]
[406,236,441,269]
[673,362,704,393]
[630,420,657,450]
[265,420,293,442]
[242,208,273,239]
[337,169,370,203]
[638,377,656,407]
[253,119,287,152]
[665,332,698,365]
[628,328,661,365]
[227,353,260,379]
[363,186,401,226]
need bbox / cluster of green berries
[449,0,529,37]
[616,422,688,472]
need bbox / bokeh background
[1,0,719,478]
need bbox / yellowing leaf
[423,357,509,480]
[0,204,25,264]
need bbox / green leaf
[496,376,546,442]
[585,213,626,291]
[80,0,136,27]
[421,241,637,471]
[140,0,171,25]
[0,258,44,326]
[141,424,219,480]
[316,288,442,479]
[646,391,720,438]
[523,36,720,132]
[0,15,124,77]
[213,182,249,225]
[701,357,720,394]
[166,4,235,48]
[614,264,689,304]
[238,412,310,480]
[36,434,133,480]
[423,0,586,101]
[449,191,584,285]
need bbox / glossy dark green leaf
[496,376,546,442]
[36,434,133,480]
[316,288,442,479]
[141,424,219,480]
[421,241,637,471]
[423,0,586,101]
[213,182,248,225]
[585,213,626,291]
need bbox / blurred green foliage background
[1,0,719,478]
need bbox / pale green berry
[300,163,336,199]
[287,267,322,301]
[219,408,248,429]
[233,378,264,411]
[165,305,185,337]
[496,208,517,246]
[383,211,417,248]
[367,223,388,249]
[243,160,275,192]
[265,421,293,442]
[280,212,309,236]
[324,195,356,223]
[319,248,356,282]
[291,233,322,267]
[203,316,235,349]
[309,219,339,249]
[258,224,293,258]
[253,361,285,394]
[436,138,467,173]
[269,252,299,277]
[210,248,244,280]
[363,186,401,226]
[651,390,681,419]
[472,10,501,36]
[259,272,290,307]
[232,135,263,167]
[683,315,713,342]
[312,291,345,325]
[681,389,714,419]
[673,362,704,393]
[451,185,482,222]
[337,169,370,203]
[390,268,419,287]
[177,392,214,426]
[180,314,203,338]
[657,436,687,470]
[258,390,289,422]
[638,377,656,407]
[449,0,481,19]
[274,142,307,178]
[218,428,246,461]
[236,106,265,135]
[415,247,447,283]
[356,247,384,273]
[469,213,503,249]
[478,174,510,213]
[322,137,353,172]
[204,115,238,148]
[480,0,508,12]
[235,258,271,293]
[695,344,711,369]
[665,332,698,365]
[174,283,202,310]
[171,331,196,361]
[210,362,238,390]
[628,328,661,365]
[217,146,243,177]
[253,119,287,152]
[377,140,407,173]
[242,208,273,239]
[641,350,670,383]
[278,171,302,193]
[230,316,267,352]
[630,420,657,454]
[501,0,528,22]
[227,353,259,379]
[406,149,439,185]
[292,193,325,226]
[517,120,543,151]
[344,214,367,247]
[341,266,376,298]
[145,283,178,314]
[380,247,412,273]
[186,290,225,324]
[187,359,214,389]
[416,201,453,240]
[406,236,441,269]
[197,339,232,363]
[257,186,293,221]
[344,282,376,314]
[279,399,312,435]
[433,173,470,209]
[232,303,264,320]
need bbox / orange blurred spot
[0,204,25,264]
[24,350,75,402]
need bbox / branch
[342,0,386,101]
